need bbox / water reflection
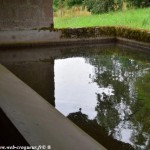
[1,45,150,149]
[55,50,150,150]
[3,61,55,106]
[67,109,134,150]
[55,58,98,119]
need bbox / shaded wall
[0,0,53,30]
[3,61,55,106]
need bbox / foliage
[53,0,65,11]
[54,0,150,14]
[53,0,59,11]
[54,0,84,12]
[82,0,95,12]
[84,0,115,14]
[83,0,150,14]
[66,0,84,7]
[128,0,150,8]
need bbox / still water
[54,46,150,150]
[1,45,150,150]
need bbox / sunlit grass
[54,8,150,30]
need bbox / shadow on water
[0,108,29,146]
[2,61,55,106]
[0,45,150,149]
[67,109,134,150]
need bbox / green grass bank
[54,8,150,30]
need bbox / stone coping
[0,27,149,50]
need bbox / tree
[53,0,65,12]
[66,0,84,7]
[83,0,95,12]
[83,0,150,14]
[83,0,120,14]
[128,0,150,8]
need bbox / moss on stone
[60,26,116,39]
[59,26,150,43]
[37,25,150,43]
[116,27,150,43]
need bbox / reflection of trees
[131,71,150,150]
[67,110,134,150]
[57,46,150,149]
[86,53,150,149]
[129,104,150,150]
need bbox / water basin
[1,45,150,150]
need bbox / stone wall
[0,0,53,30]
[4,61,55,106]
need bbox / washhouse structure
[0,1,106,150]
[0,0,53,30]
[0,1,149,150]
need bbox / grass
[54,6,90,18]
[54,8,150,30]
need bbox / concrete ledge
[117,37,150,52]
[0,27,149,51]
[0,30,62,43]
[0,64,106,150]
[0,30,116,48]
[0,108,29,146]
